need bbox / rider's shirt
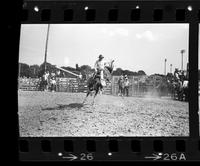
[94,60,104,72]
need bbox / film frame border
[18,0,200,161]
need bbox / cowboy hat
[98,54,104,59]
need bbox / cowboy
[94,54,105,80]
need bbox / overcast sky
[19,24,189,75]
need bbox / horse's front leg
[92,89,99,105]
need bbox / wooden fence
[18,77,89,93]
[18,77,112,94]
[18,76,160,96]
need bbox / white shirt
[124,80,129,87]
[44,73,49,80]
[183,80,188,88]
[94,59,104,71]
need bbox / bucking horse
[83,60,114,105]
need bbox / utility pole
[164,58,167,75]
[170,64,172,73]
[180,49,185,71]
[44,24,50,73]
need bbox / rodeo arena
[18,59,190,137]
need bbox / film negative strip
[17,0,200,161]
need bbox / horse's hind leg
[83,91,90,104]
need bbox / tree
[19,63,30,77]
[113,68,123,76]
[29,65,40,78]
[78,65,94,80]
[123,70,135,76]
[80,65,92,71]
[38,62,56,77]
[137,70,146,76]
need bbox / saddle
[92,71,107,86]
[93,71,101,80]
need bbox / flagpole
[44,24,50,73]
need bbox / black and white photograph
[18,24,189,137]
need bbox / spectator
[43,71,49,91]
[124,75,130,97]
[118,75,124,96]
[174,68,180,81]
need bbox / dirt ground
[18,91,189,137]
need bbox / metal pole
[44,24,50,73]
[164,59,167,75]
[170,64,172,73]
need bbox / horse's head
[104,60,114,70]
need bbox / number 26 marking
[80,153,94,160]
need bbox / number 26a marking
[163,153,186,161]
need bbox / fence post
[29,78,31,91]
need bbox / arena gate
[110,76,154,96]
